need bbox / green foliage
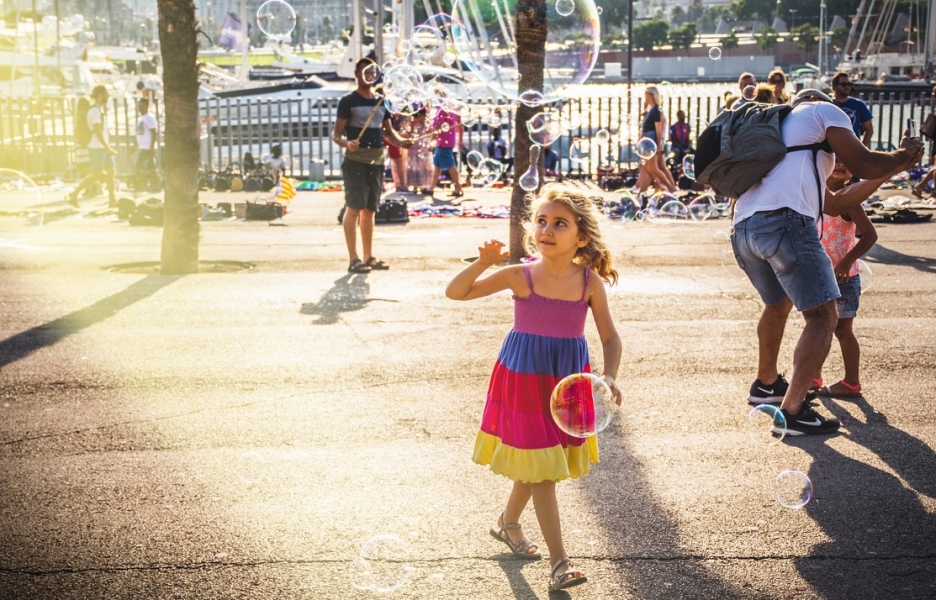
[793,23,819,55]
[719,31,740,53]
[755,26,779,51]
[831,27,849,51]
[731,0,775,20]
[669,23,699,54]
[699,6,730,34]
[671,5,686,26]
[687,0,705,22]
[321,16,336,42]
[632,19,670,51]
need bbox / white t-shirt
[86,104,108,149]
[136,113,158,149]
[734,102,852,224]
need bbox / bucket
[309,159,326,182]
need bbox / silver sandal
[549,557,587,591]
[489,512,542,560]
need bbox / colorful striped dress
[472,265,599,483]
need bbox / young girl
[445,184,623,592]
[814,160,880,398]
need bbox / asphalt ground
[1,183,935,599]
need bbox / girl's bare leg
[530,480,567,568]
[835,317,861,385]
[501,481,533,547]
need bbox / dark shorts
[433,147,456,169]
[135,149,156,172]
[89,148,115,171]
[835,275,861,319]
[730,208,840,312]
[342,159,383,212]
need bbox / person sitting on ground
[262,144,288,186]
[486,128,513,180]
[669,110,692,165]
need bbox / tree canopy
[633,19,669,51]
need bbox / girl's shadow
[300,273,397,325]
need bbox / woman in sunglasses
[767,68,790,105]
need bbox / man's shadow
[300,273,396,325]
[791,396,936,598]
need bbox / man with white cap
[731,88,923,435]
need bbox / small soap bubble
[596,6,603,14]
[555,0,575,17]
[857,259,872,292]
[442,51,456,66]
[635,137,657,159]
[361,61,380,85]
[349,535,411,593]
[550,373,616,438]
[747,404,786,445]
[708,46,722,60]
[681,154,695,179]
[648,198,689,227]
[595,128,610,144]
[688,193,716,222]
[519,89,546,107]
[742,85,757,101]
[256,0,297,40]
[236,451,267,485]
[775,470,813,509]
[466,150,484,170]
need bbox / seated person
[544,146,559,177]
[261,144,288,185]
[486,128,513,177]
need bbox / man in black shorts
[331,59,413,273]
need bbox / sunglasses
[769,78,784,84]
[837,81,853,87]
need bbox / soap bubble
[595,128,610,144]
[471,159,504,187]
[550,373,616,438]
[526,112,566,146]
[519,89,546,107]
[681,154,695,179]
[775,470,813,509]
[747,405,786,446]
[349,535,411,592]
[451,0,600,103]
[857,259,872,292]
[236,451,267,485]
[635,137,657,159]
[742,85,756,101]
[606,192,640,222]
[556,0,575,17]
[466,150,484,170]
[708,46,722,60]
[256,0,297,40]
[407,24,445,67]
[361,61,380,85]
[647,198,689,226]
[0,169,44,245]
[688,193,717,222]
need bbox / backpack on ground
[694,102,827,201]
[75,95,93,148]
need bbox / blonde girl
[446,184,623,592]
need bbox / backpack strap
[787,140,832,235]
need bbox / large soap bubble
[450,0,600,104]
[256,0,296,40]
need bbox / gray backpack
[695,102,827,200]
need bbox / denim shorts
[835,274,861,319]
[730,208,840,312]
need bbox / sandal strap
[551,557,572,578]
[839,380,861,392]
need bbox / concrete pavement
[1,184,935,599]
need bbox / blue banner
[219,13,250,52]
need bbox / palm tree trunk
[509,0,547,263]
[158,0,200,274]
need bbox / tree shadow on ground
[300,273,397,325]
[0,274,182,371]
[791,397,936,598]
[865,244,936,274]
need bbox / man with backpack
[68,85,118,208]
[726,89,922,435]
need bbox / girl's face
[829,160,850,184]
[534,202,588,256]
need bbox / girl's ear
[577,234,590,248]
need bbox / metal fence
[2,91,934,182]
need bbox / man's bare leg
[781,300,837,415]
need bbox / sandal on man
[548,557,587,591]
[449,189,464,198]
[364,257,390,270]
[817,380,862,398]
[348,258,372,274]
[489,512,541,560]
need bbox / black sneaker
[748,374,817,405]
[774,407,840,436]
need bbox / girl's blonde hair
[768,68,790,104]
[645,85,662,107]
[522,183,618,286]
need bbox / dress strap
[523,264,534,293]
[580,269,590,302]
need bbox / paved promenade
[1,185,935,599]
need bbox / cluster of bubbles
[348,535,412,593]
[0,168,44,246]
[605,189,729,228]
[255,0,297,41]
[549,373,617,438]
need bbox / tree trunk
[509,0,547,264]
[157,0,201,274]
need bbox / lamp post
[789,8,797,31]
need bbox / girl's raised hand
[477,239,509,267]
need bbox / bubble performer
[445,184,622,592]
